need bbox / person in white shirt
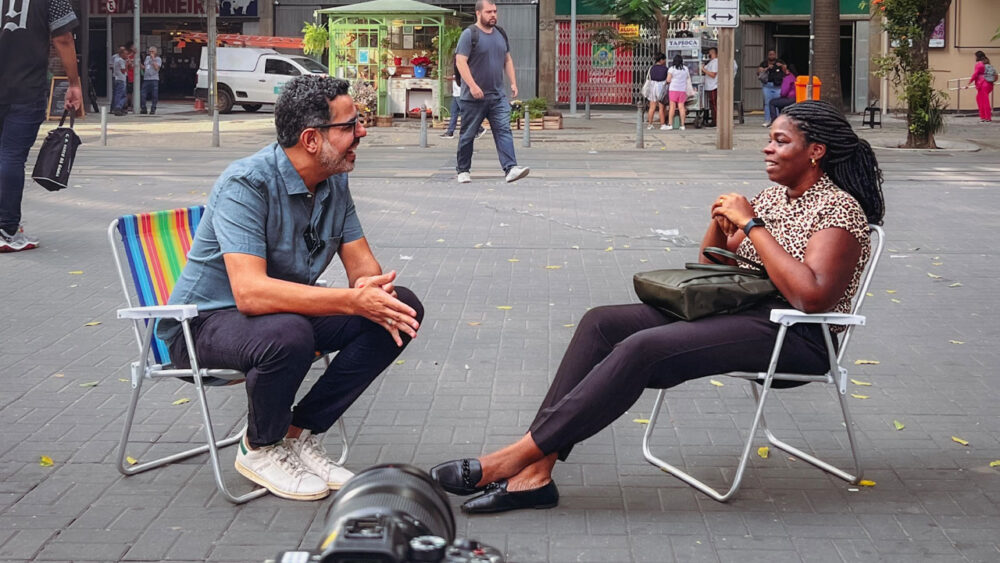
[664,54,690,131]
[441,56,485,140]
[702,47,738,127]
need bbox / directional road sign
[706,0,739,28]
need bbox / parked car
[195,47,329,113]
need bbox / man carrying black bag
[0,0,81,253]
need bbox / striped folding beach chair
[108,206,348,504]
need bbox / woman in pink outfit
[966,51,994,122]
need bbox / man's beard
[319,137,354,175]
[479,15,496,28]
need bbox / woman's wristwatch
[743,217,766,236]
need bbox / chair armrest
[117,304,198,321]
[769,308,865,327]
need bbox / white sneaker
[457,172,472,183]
[679,125,686,130]
[234,436,329,500]
[0,225,39,253]
[287,431,355,490]
[762,122,771,128]
[660,124,670,130]
[646,124,654,130]
[475,128,487,139]
[505,166,530,183]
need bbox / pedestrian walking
[758,50,783,126]
[124,40,136,113]
[453,0,529,184]
[644,52,668,130]
[140,46,161,115]
[702,47,737,127]
[965,51,995,123]
[441,56,485,140]
[112,46,128,116]
[665,54,690,131]
[0,0,81,252]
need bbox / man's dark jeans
[168,286,424,448]
[141,80,158,112]
[0,97,46,233]
[456,94,517,174]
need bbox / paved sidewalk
[1,106,998,562]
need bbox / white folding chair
[108,206,348,504]
[642,225,886,501]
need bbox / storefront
[87,0,258,98]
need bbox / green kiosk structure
[315,0,457,119]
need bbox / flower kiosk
[315,0,455,120]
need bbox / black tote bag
[31,109,82,192]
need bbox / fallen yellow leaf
[893,420,905,431]
[84,321,101,327]
[927,273,941,279]
[126,456,138,465]
[850,379,872,386]
[172,398,190,405]
[858,479,876,487]
[989,460,1000,468]
[891,298,902,304]
[436,238,445,243]
[639,259,649,263]
[851,394,869,400]
[757,446,769,459]
[53,373,64,378]
[866,292,874,297]
[473,243,483,249]
[951,436,969,446]
[709,379,724,387]
[496,306,512,310]
[545,265,562,270]
[395,359,405,365]
[604,246,613,252]
[467,321,481,326]
[949,282,962,288]
[118,378,128,382]
[633,418,650,425]
[68,271,83,275]
[39,455,54,467]
[949,340,964,345]
[886,290,897,294]
[563,323,575,328]
[931,262,943,266]
[508,258,520,262]
[79,381,98,387]
[854,360,880,365]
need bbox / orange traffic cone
[193,98,206,111]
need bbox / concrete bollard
[212,110,220,148]
[101,106,108,146]
[636,102,644,149]
[522,104,531,148]
[585,95,591,119]
[419,107,428,148]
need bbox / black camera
[272,464,504,563]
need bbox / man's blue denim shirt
[158,143,363,343]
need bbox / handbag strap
[702,246,767,272]
[59,108,75,128]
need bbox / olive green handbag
[633,247,778,321]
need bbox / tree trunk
[813,0,843,109]
[902,0,951,148]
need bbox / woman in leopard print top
[431,101,885,515]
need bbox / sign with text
[706,0,739,27]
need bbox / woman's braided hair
[781,100,885,225]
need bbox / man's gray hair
[475,0,496,12]
[274,75,351,148]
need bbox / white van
[195,47,328,113]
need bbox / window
[291,57,328,73]
[265,59,301,76]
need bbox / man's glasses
[311,115,360,134]
[304,225,324,256]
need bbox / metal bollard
[100,106,108,146]
[522,104,531,147]
[419,107,428,148]
[636,102,644,149]
[585,95,591,119]
[212,109,220,148]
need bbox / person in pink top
[764,61,797,127]
[965,51,995,123]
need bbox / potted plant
[411,56,431,78]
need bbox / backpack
[984,63,997,83]
[455,24,509,87]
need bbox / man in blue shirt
[160,75,423,501]
[454,0,529,185]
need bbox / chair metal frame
[108,211,349,504]
[642,225,885,502]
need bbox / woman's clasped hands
[711,193,755,237]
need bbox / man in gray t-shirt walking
[454,0,529,184]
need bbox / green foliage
[432,25,464,61]
[581,0,670,26]
[668,0,773,18]
[302,21,329,57]
[509,98,548,124]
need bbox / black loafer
[430,459,485,496]
[460,480,559,514]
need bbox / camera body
[272,464,503,563]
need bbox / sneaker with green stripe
[234,435,329,501]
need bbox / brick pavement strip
[0,110,999,562]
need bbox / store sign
[706,0,739,28]
[619,24,639,39]
[89,0,258,16]
[665,38,700,50]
